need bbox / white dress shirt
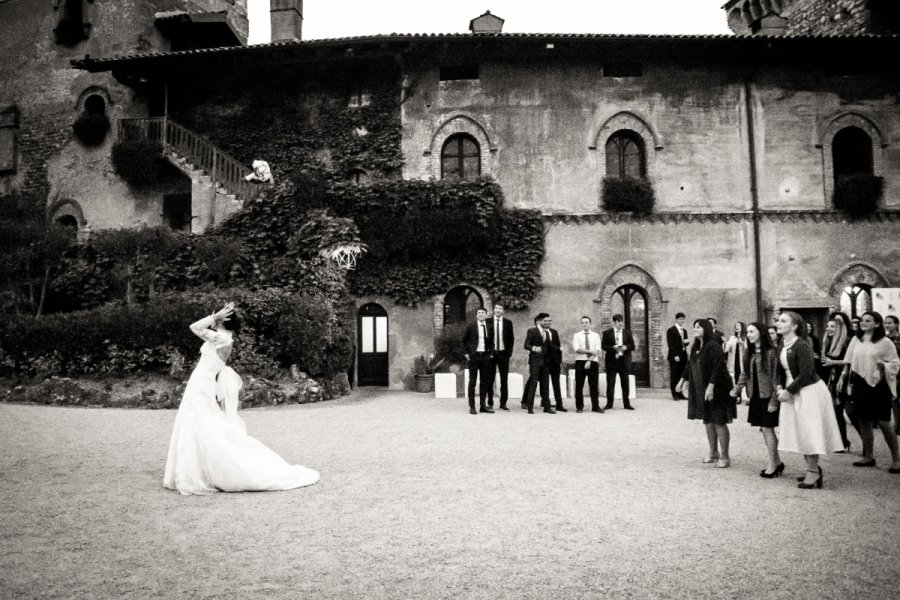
[573,330,601,363]
[477,321,487,352]
[493,318,504,352]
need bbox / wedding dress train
[163,317,319,495]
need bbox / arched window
[832,126,873,184]
[840,283,872,319]
[55,215,79,237]
[441,134,480,181]
[605,131,645,179]
[443,285,484,327]
[346,168,370,186]
[83,94,105,117]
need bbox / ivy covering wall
[176,58,545,309]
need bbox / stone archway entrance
[829,262,889,319]
[596,264,665,388]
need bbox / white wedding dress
[163,316,319,495]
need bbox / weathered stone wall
[0,0,192,226]
[784,0,870,35]
[724,0,873,35]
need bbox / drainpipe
[744,79,764,323]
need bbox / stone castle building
[2,1,899,388]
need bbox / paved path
[2,389,899,599]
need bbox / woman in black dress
[732,322,781,477]
[821,312,857,452]
[677,319,737,468]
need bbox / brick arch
[426,114,496,180]
[817,112,887,202]
[590,111,663,177]
[75,85,111,113]
[594,263,665,388]
[47,198,86,226]
[433,282,492,336]
[828,261,890,301]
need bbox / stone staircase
[119,117,255,233]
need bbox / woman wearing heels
[821,312,858,452]
[731,322,781,478]
[773,312,844,489]
[676,319,736,468]
[839,311,900,473]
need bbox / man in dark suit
[522,313,554,414]
[666,312,689,401]
[462,307,494,415]
[544,317,568,412]
[488,302,514,411]
[602,314,635,410]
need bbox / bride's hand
[213,302,235,322]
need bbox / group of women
[676,310,900,489]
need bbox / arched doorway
[595,263,665,388]
[443,285,484,327]
[609,284,650,385]
[357,303,388,386]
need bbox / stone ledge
[542,210,900,224]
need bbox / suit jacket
[602,327,635,368]
[546,328,562,367]
[462,320,494,357]
[666,325,688,360]
[734,347,777,401]
[490,317,515,357]
[524,326,553,367]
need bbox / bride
[163,302,320,495]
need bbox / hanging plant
[832,174,883,219]
[72,113,110,147]
[601,176,655,216]
[111,140,165,187]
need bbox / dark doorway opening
[357,303,388,386]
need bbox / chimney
[469,10,504,34]
[751,12,788,36]
[270,0,302,42]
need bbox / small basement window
[603,63,643,78]
[440,64,480,81]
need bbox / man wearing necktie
[667,312,690,401]
[462,307,495,414]
[602,313,636,410]
[488,303,515,411]
[522,312,554,414]
[573,316,603,413]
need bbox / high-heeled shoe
[760,463,785,478]
[797,466,823,489]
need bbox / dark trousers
[523,362,550,409]
[668,356,686,399]
[467,353,493,408]
[489,352,510,407]
[605,358,631,408]
[547,361,564,407]
[574,360,599,410]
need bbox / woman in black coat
[677,319,737,468]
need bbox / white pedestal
[465,370,526,400]
[599,373,637,400]
[434,373,457,399]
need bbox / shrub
[271,292,354,378]
[832,174,883,218]
[601,176,655,216]
[72,113,110,147]
[433,323,468,368]
[111,140,165,187]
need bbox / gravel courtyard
[2,389,899,600]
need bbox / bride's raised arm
[189,303,235,344]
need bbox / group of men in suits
[462,304,636,415]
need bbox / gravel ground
[1,389,899,600]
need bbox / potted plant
[832,174,883,219]
[413,354,442,393]
[601,176,655,216]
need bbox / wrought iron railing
[119,117,256,199]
